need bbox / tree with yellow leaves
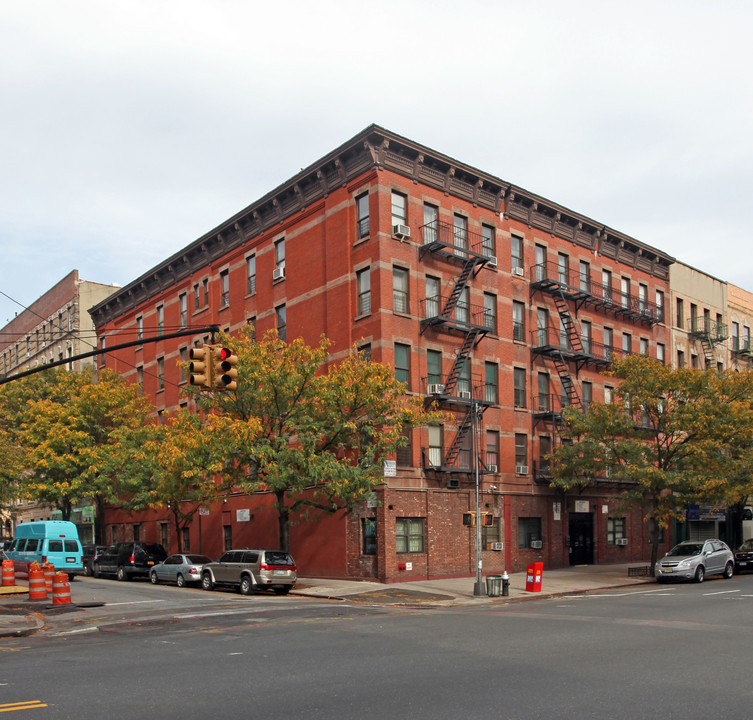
[188,328,442,551]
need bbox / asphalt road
[2,574,753,718]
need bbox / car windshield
[668,543,703,557]
[187,555,211,564]
[738,540,753,552]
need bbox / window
[274,238,285,270]
[638,284,648,315]
[425,276,440,318]
[580,320,591,354]
[157,357,164,391]
[640,337,649,356]
[512,301,525,341]
[518,517,541,549]
[515,433,527,468]
[357,268,371,315]
[582,381,592,413]
[558,253,569,285]
[744,326,751,351]
[677,350,685,368]
[535,244,546,282]
[453,214,467,254]
[602,270,613,303]
[393,267,409,313]
[485,362,498,404]
[456,286,469,324]
[511,235,524,273]
[655,290,664,322]
[136,316,143,342]
[276,304,286,342]
[396,518,425,553]
[137,366,143,392]
[604,327,613,362]
[536,308,549,346]
[621,277,630,309]
[427,426,442,468]
[514,367,526,408]
[193,283,200,310]
[427,350,442,386]
[220,270,230,307]
[356,192,369,239]
[482,516,500,547]
[396,429,412,467]
[423,203,439,244]
[361,518,376,555]
[203,279,209,307]
[676,298,684,328]
[246,256,256,294]
[358,342,371,362]
[223,525,232,552]
[657,342,665,364]
[484,293,497,333]
[622,332,631,354]
[391,191,407,228]
[481,224,495,258]
[579,260,590,293]
[181,527,190,553]
[179,347,187,383]
[156,305,164,336]
[486,430,499,469]
[179,293,187,328]
[604,385,613,404]
[607,517,626,545]
[537,373,550,412]
[457,357,471,396]
[538,435,551,473]
[394,343,410,386]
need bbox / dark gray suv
[201,549,297,595]
[93,542,168,581]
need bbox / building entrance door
[569,513,594,565]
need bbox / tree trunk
[173,508,182,553]
[277,490,289,551]
[94,498,106,544]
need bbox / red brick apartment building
[90,125,674,581]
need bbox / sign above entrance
[574,500,590,513]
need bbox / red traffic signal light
[213,346,238,391]
[188,346,212,388]
[481,513,494,527]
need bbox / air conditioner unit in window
[428,383,445,395]
[512,266,525,277]
[393,224,411,239]
[530,540,543,549]
[272,266,285,281]
[459,390,472,399]
[487,464,498,473]
[516,465,529,475]
[486,255,498,268]
[446,478,460,489]
[616,538,629,546]
[492,542,503,551]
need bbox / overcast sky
[2,0,752,327]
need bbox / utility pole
[472,398,485,596]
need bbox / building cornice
[90,124,675,327]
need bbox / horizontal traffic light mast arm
[0,325,221,385]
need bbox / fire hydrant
[502,570,510,597]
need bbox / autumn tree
[189,328,442,550]
[16,368,156,541]
[549,355,753,568]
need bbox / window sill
[353,236,370,247]
[355,313,372,322]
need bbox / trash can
[485,574,503,597]
[525,562,543,592]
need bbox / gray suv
[655,539,734,583]
[201,549,297,595]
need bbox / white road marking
[105,600,165,607]
[702,590,740,596]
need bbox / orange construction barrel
[28,567,47,601]
[52,572,71,606]
[525,562,543,592]
[1,559,14,587]
[43,563,55,593]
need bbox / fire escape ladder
[443,407,474,469]
[551,350,583,411]
[439,260,475,319]
[443,329,483,395]
[552,290,583,353]
[699,333,714,368]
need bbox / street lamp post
[472,399,485,597]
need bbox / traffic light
[213,346,238,391]
[189,346,212,388]
[481,513,494,527]
[462,512,475,527]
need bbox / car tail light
[129,555,135,565]
[41,555,47,563]
[189,568,198,574]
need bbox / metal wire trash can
[485,574,502,597]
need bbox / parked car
[201,549,297,595]
[4,521,84,576]
[734,538,753,573]
[93,542,167,581]
[655,539,734,583]
[150,554,212,587]
[82,545,108,577]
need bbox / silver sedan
[149,554,213,587]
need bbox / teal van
[6,521,84,577]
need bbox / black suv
[82,544,108,576]
[93,542,167,581]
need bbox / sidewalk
[0,563,655,637]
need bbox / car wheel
[150,571,159,585]
[201,573,214,591]
[116,566,129,582]
[273,586,291,596]
[239,576,254,596]
[176,574,186,588]
[695,565,705,583]
[93,563,101,579]
[83,561,92,577]
[723,561,734,579]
